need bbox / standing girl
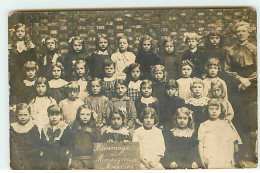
[84,78,109,128]
[70,105,101,169]
[162,107,200,169]
[124,63,143,101]
[88,34,111,78]
[29,77,56,131]
[64,36,88,81]
[132,107,165,170]
[160,38,181,79]
[48,62,68,104]
[10,103,41,169]
[38,36,62,79]
[136,35,161,79]
[111,36,136,80]
[177,60,194,101]
[151,64,167,100]
[198,99,242,168]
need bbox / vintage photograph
[8,7,257,170]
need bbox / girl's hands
[191,162,199,169]
[170,161,177,169]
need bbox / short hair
[50,61,65,79]
[109,110,125,126]
[66,81,80,93]
[179,60,194,71]
[205,57,222,73]
[114,79,128,90]
[165,79,179,89]
[190,78,204,90]
[205,99,227,119]
[95,34,109,50]
[103,59,116,69]
[87,78,104,95]
[184,32,199,44]
[234,21,250,32]
[69,36,85,52]
[47,104,63,115]
[205,30,224,48]
[140,79,153,88]
[74,59,89,80]
[16,103,31,115]
[139,107,159,125]
[117,35,130,51]
[44,36,59,51]
[172,107,194,131]
[209,79,226,99]
[23,61,38,75]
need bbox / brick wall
[8,8,257,57]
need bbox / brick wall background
[8,8,257,57]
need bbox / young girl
[159,79,185,127]
[73,59,89,101]
[198,99,242,168]
[106,79,137,130]
[186,79,209,129]
[10,103,41,169]
[41,104,71,170]
[84,78,109,128]
[70,104,101,169]
[48,62,68,103]
[88,34,111,79]
[59,81,84,126]
[135,80,160,127]
[102,59,117,99]
[203,58,228,99]
[160,38,181,79]
[102,110,132,142]
[16,61,38,104]
[182,32,207,78]
[162,107,200,169]
[29,77,56,131]
[9,23,37,103]
[151,64,167,100]
[124,63,143,101]
[176,60,194,101]
[132,107,165,169]
[111,36,136,80]
[136,35,161,79]
[38,36,62,79]
[64,36,88,81]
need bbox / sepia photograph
[8,7,257,170]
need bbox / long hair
[87,78,104,96]
[23,61,38,80]
[140,79,153,96]
[34,77,50,97]
[95,34,109,51]
[205,99,227,119]
[138,35,156,54]
[171,107,194,131]
[42,36,59,53]
[73,59,90,80]
[49,61,65,79]
[15,103,31,115]
[204,57,222,75]
[139,107,159,125]
[69,36,86,53]
[205,30,224,49]
[161,37,176,56]
[209,79,226,99]
[151,64,167,83]
[117,35,130,52]
[108,109,126,127]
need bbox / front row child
[10,103,41,170]
[70,104,101,169]
[198,99,242,169]
[41,105,71,170]
[162,107,200,169]
[132,107,165,170]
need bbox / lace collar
[49,79,68,88]
[128,80,142,90]
[105,126,129,136]
[170,128,194,138]
[11,118,35,134]
[16,41,27,53]
[186,97,209,106]
[96,50,109,55]
[141,96,157,105]
[104,76,116,82]
[23,79,35,87]
[42,121,69,142]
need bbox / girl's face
[104,64,115,78]
[164,42,174,54]
[91,81,102,95]
[25,68,36,80]
[236,26,249,43]
[191,83,203,98]
[76,63,85,77]
[52,66,62,79]
[46,38,56,51]
[141,84,152,98]
[181,65,192,78]
[211,85,222,98]
[15,26,26,40]
[176,112,189,129]
[115,84,127,97]
[36,83,47,96]
[48,113,62,126]
[154,70,164,82]
[119,38,129,52]
[208,65,218,78]
[17,109,30,125]
[209,36,220,47]
[187,39,198,49]
[73,40,83,53]
[143,113,155,129]
[68,89,79,101]
[208,105,221,120]
[131,67,141,81]
[166,88,178,98]
[79,108,92,124]
[111,113,123,130]
[98,38,108,51]
[142,40,152,52]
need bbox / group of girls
[9,21,257,169]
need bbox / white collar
[141,96,156,105]
[128,80,142,89]
[97,50,109,55]
[105,126,129,136]
[11,119,35,134]
[170,128,194,138]
[23,79,35,86]
[104,76,116,82]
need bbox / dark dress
[135,97,160,120]
[10,123,41,170]
[152,80,166,101]
[102,126,132,142]
[16,79,35,104]
[161,53,181,79]
[88,52,111,79]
